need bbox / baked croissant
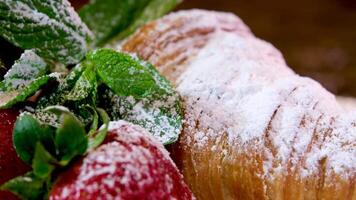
[121,10,356,200]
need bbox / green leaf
[32,143,57,179]
[13,113,55,164]
[0,73,56,109]
[65,64,96,101]
[79,0,150,46]
[0,0,92,64]
[88,108,110,150]
[109,0,182,44]
[0,172,45,200]
[2,50,48,90]
[46,106,88,165]
[0,50,54,109]
[102,89,183,145]
[36,66,84,109]
[88,49,165,99]
[90,49,183,144]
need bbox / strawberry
[50,121,194,200]
[0,109,30,200]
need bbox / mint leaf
[109,0,182,44]
[89,49,164,99]
[32,143,57,179]
[102,89,183,144]
[65,64,96,101]
[2,50,48,90]
[0,0,92,64]
[79,0,150,46]
[89,49,183,144]
[36,69,98,128]
[0,50,54,109]
[0,172,45,200]
[46,106,88,165]
[0,73,57,109]
[13,113,55,164]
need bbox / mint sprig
[89,49,183,144]
[0,0,92,64]
[37,49,183,144]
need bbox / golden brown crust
[122,10,356,200]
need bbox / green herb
[0,0,92,64]
[79,0,181,46]
[88,49,183,144]
[1,50,49,90]
[65,65,97,101]
[89,49,163,98]
[0,74,57,109]
[0,50,55,109]
[79,0,150,46]
[109,0,182,44]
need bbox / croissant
[121,10,356,200]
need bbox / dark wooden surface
[1,0,355,96]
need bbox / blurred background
[179,0,356,97]
[1,0,355,96]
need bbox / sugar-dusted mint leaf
[0,0,92,64]
[79,0,150,46]
[65,64,96,101]
[0,73,58,109]
[2,50,48,90]
[0,172,46,200]
[89,49,183,144]
[109,0,182,45]
[36,65,98,127]
[101,89,183,145]
[13,113,55,164]
[88,49,171,99]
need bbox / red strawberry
[0,109,30,200]
[50,121,194,200]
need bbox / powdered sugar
[50,121,193,200]
[122,9,356,187]
[1,0,91,64]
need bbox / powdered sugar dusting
[122,9,356,194]
[1,0,92,64]
[50,121,193,200]
[3,50,47,89]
